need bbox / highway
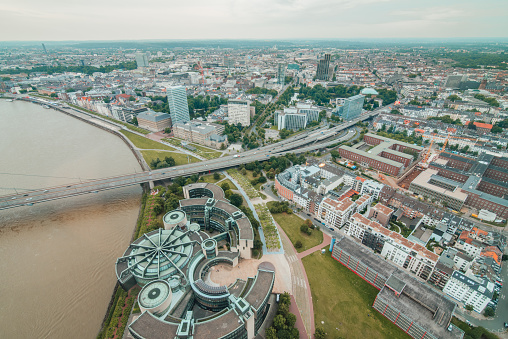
[0,109,380,210]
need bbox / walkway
[297,233,332,259]
[276,220,315,339]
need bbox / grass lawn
[244,170,264,190]
[268,208,322,253]
[220,179,238,191]
[162,137,223,159]
[141,150,200,169]
[200,173,225,184]
[121,130,175,151]
[302,250,411,339]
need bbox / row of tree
[0,61,137,75]
[265,292,299,339]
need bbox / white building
[360,180,384,200]
[317,197,355,229]
[228,100,251,127]
[443,271,494,313]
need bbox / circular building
[116,228,194,288]
[138,280,172,316]
[163,210,188,230]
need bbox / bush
[484,307,495,317]
[315,327,326,339]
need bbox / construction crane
[441,133,451,153]
[423,137,435,164]
[197,61,205,85]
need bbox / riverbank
[0,100,144,338]
[17,97,150,171]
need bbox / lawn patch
[302,249,410,339]
[268,206,322,252]
[141,150,199,169]
[120,130,175,151]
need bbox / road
[1,98,379,210]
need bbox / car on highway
[25,197,32,201]
[504,322,508,329]
[329,228,334,232]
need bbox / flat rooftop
[193,308,243,338]
[335,236,397,279]
[410,169,468,202]
[129,312,179,338]
[378,270,462,339]
[244,269,275,311]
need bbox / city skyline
[1,0,507,41]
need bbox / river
[0,100,142,338]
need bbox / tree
[468,122,476,130]
[295,240,302,249]
[131,117,138,126]
[285,312,297,328]
[465,304,474,312]
[50,93,58,98]
[330,150,340,160]
[484,307,495,317]
[128,96,135,101]
[220,182,230,191]
[229,193,243,207]
[265,327,277,339]
[315,327,326,339]
[220,143,226,150]
[273,314,286,330]
[164,127,171,134]
[447,94,461,102]
[213,172,220,180]
[225,189,233,199]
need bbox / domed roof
[361,88,379,95]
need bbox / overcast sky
[1,0,507,41]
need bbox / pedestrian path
[297,233,331,259]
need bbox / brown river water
[0,100,142,338]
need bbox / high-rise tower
[316,54,331,81]
[167,86,190,125]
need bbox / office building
[136,109,172,132]
[167,86,191,125]
[115,184,276,339]
[135,52,149,68]
[274,104,320,131]
[335,94,365,121]
[228,100,251,127]
[277,63,286,85]
[316,53,331,81]
[173,120,227,149]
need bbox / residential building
[368,203,394,227]
[443,271,494,313]
[332,236,464,339]
[167,86,191,124]
[318,197,355,229]
[228,100,251,127]
[344,213,438,281]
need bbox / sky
[1,0,507,41]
